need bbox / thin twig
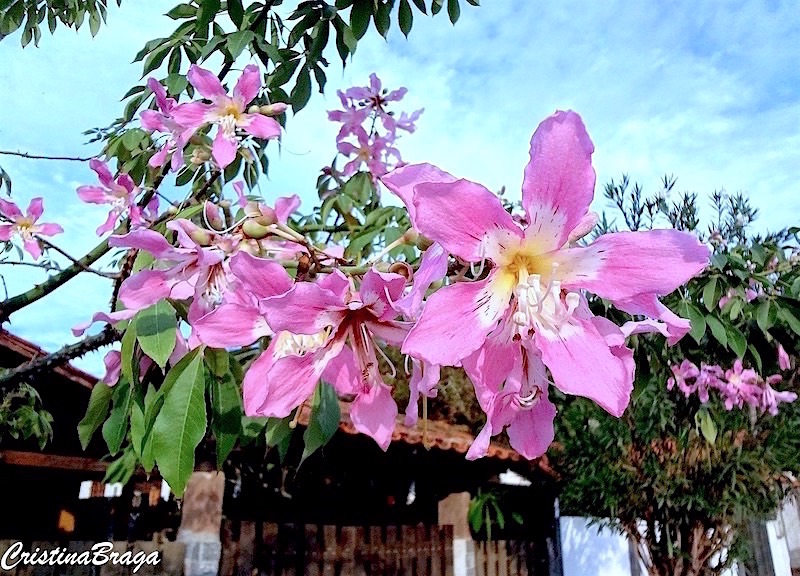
[0,150,94,162]
[38,238,119,279]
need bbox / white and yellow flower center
[15,218,36,241]
[274,327,332,359]
[217,102,244,139]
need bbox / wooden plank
[304,524,322,576]
[385,526,398,574]
[442,526,454,576]
[339,526,356,575]
[429,527,442,576]
[0,450,108,473]
[263,522,280,575]
[352,527,367,576]
[401,526,415,576]
[369,525,383,576]
[321,525,337,576]
[415,525,428,576]
[496,541,508,576]
[236,521,256,576]
[219,520,238,576]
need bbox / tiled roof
[0,330,97,389]
[297,400,524,462]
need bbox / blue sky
[1,1,798,376]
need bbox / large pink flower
[383,110,709,459]
[0,197,63,260]
[141,78,194,172]
[77,160,158,235]
[171,64,281,169]
[244,269,409,450]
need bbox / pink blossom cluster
[327,74,422,179]
[668,352,796,415]
[141,64,283,172]
[75,107,711,461]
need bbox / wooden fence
[219,521,454,576]
[474,540,539,576]
[0,540,185,575]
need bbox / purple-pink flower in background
[343,73,413,133]
[777,343,791,371]
[172,64,282,169]
[338,127,401,179]
[141,78,194,172]
[0,197,63,260]
[77,160,158,236]
[383,110,709,459]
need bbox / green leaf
[77,383,113,450]
[696,409,717,445]
[702,277,719,312]
[196,0,221,33]
[210,370,242,469]
[302,382,341,462]
[131,384,158,473]
[142,42,172,76]
[228,0,244,27]
[726,324,747,358]
[104,448,137,485]
[778,307,800,337]
[374,1,391,37]
[166,3,196,19]
[349,0,371,39]
[398,0,413,37]
[102,379,133,456]
[136,301,177,369]
[756,300,775,332]
[265,416,294,462]
[705,315,727,348]
[290,64,312,113]
[120,324,138,395]
[432,0,444,15]
[687,304,706,343]
[152,348,207,497]
[447,0,460,23]
[411,0,427,14]
[226,29,254,59]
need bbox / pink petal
[462,317,519,411]
[187,64,227,100]
[507,394,557,460]
[96,212,119,236]
[560,229,709,301]
[149,146,170,168]
[535,316,632,417]
[274,195,301,224]
[23,239,42,260]
[615,293,692,345]
[465,423,494,460]
[72,309,138,337]
[229,252,293,299]
[394,242,448,319]
[36,223,63,237]
[211,130,238,169]
[778,343,791,371]
[404,360,440,426]
[100,350,122,386]
[89,159,114,188]
[322,345,361,396]
[77,185,111,204]
[359,269,406,322]
[26,198,44,221]
[170,101,213,129]
[147,77,170,112]
[233,64,261,106]
[192,303,270,348]
[241,113,281,140]
[412,179,522,262]
[0,198,23,220]
[118,269,172,310]
[350,382,397,451]
[380,163,457,225]
[0,224,14,241]
[521,110,596,251]
[109,229,174,258]
[402,272,512,366]
[260,281,348,335]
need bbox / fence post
[178,471,225,576]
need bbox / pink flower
[338,127,401,178]
[720,359,762,410]
[0,197,63,260]
[760,375,797,416]
[383,111,709,459]
[718,285,759,310]
[667,360,700,396]
[343,73,410,133]
[141,78,194,172]
[778,343,791,371]
[172,65,282,169]
[244,269,410,450]
[77,160,158,235]
[327,90,370,140]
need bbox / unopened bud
[297,253,311,277]
[167,205,179,215]
[254,213,277,227]
[242,220,271,239]
[388,261,414,283]
[190,228,212,245]
[248,105,261,114]
[190,148,211,165]
[401,228,419,244]
[260,103,288,116]
[243,200,262,218]
[258,205,278,225]
[203,201,225,231]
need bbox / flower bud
[248,105,261,114]
[243,200,262,218]
[190,148,211,165]
[260,103,288,116]
[388,261,414,283]
[167,205,179,215]
[190,228,213,245]
[254,213,277,227]
[203,201,225,231]
[242,220,271,239]
[415,234,434,250]
[258,206,278,225]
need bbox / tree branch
[0,326,119,388]
[0,150,94,162]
